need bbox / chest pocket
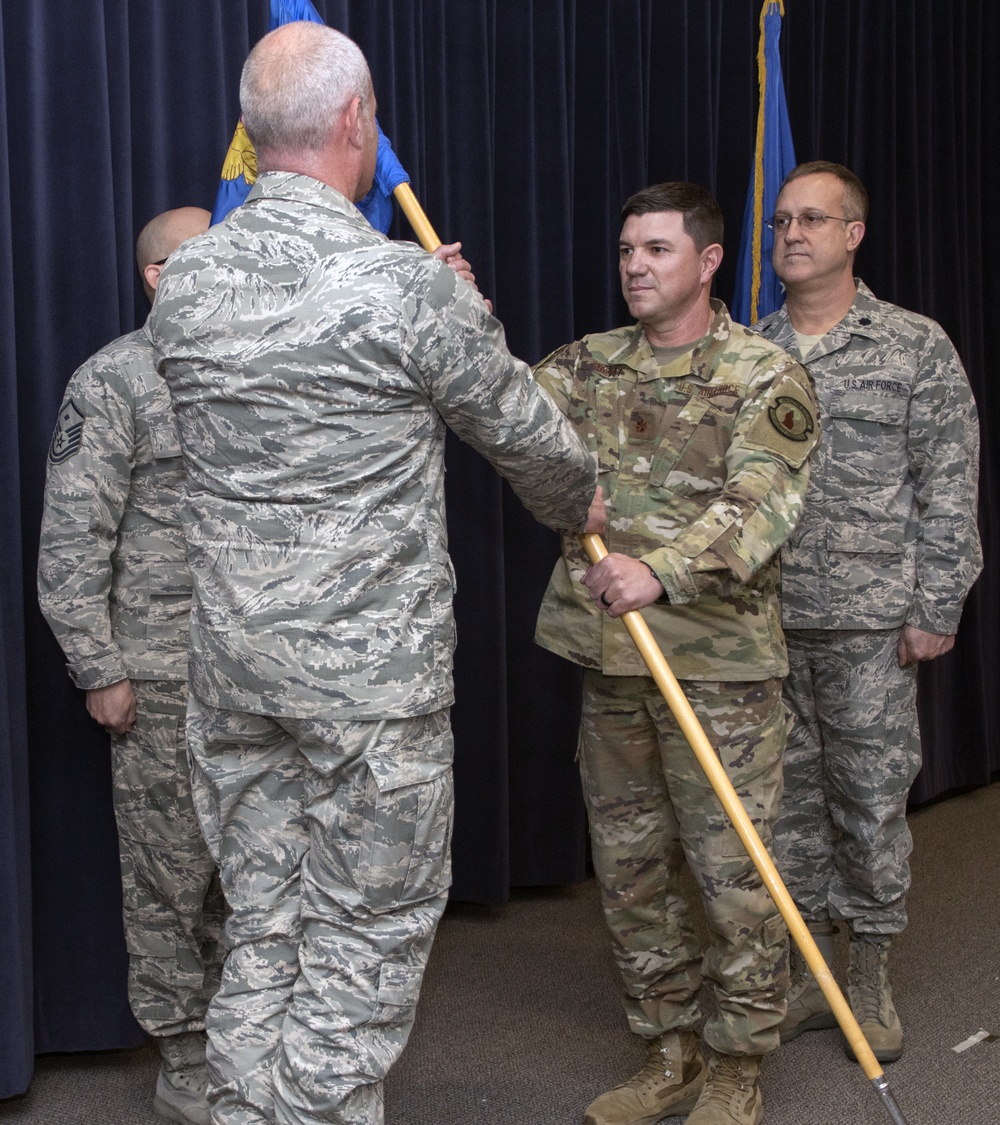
[587,377,625,478]
[648,394,724,493]
[147,417,186,492]
[148,418,182,461]
[828,393,908,482]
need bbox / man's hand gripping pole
[579,533,911,1125]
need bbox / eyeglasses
[766,213,855,233]
[150,257,169,266]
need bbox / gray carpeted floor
[3,782,998,1124]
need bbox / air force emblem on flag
[49,399,85,463]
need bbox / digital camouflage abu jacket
[753,282,982,632]
[38,327,191,688]
[150,172,596,720]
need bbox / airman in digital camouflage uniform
[752,162,982,1063]
[535,182,819,1125]
[37,207,225,1125]
[148,21,603,1125]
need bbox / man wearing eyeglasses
[753,161,982,1063]
[38,207,225,1125]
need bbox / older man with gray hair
[150,20,602,1125]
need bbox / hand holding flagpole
[578,533,911,1125]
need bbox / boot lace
[850,941,889,1022]
[632,1040,681,1096]
[699,1056,751,1106]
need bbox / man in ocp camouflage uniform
[753,162,982,1063]
[535,183,819,1125]
[37,207,225,1125]
[148,21,602,1125]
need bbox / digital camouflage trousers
[111,679,225,1036]
[185,697,454,1125]
[774,627,920,937]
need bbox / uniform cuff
[642,547,697,606]
[66,652,129,691]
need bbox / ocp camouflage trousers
[185,697,454,1125]
[580,672,788,1057]
[111,679,225,1036]
[774,627,920,936]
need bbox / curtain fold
[0,5,34,1101]
[1,0,995,1092]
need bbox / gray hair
[240,21,371,163]
[782,161,870,222]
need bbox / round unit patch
[768,396,814,442]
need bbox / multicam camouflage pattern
[754,282,982,631]
[113,680,225,1033]
[37,336,221,1034]
[534,301,819,681]
[774,628,920,937]
[149,171,596,721]
[185,697,453,1125]
[37,328,191,687]
[580,672,789,1056]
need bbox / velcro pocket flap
[827,523,905,553]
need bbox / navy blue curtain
[2,0,996,1096]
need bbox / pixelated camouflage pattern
[773,628,920,936]
[185,697,453,1125]
[113,680,225,1034]
[37,335,221,1033]
[754,282,982,632]
[534,301,819,681]
[149,172,595,722]
[580,672,789,1056]
[37,328,191,688]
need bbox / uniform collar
[757,279,883,354]
[245,171,371,226]
[607,298,733,383]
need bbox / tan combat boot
[685,1053,763,1125]
[152,1031,211,1125]
[844,935,903,1063]
[583,1029,706,1125]
[779,920,838,1042]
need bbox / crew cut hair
[620,183,724,252]
[240,22,371,163]
[781,161,870,222]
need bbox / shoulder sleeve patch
[743,372,819,469]
[48,398,86,464]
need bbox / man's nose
[782,216,806,240]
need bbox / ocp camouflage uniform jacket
[149,172,596,721]
[753,282,982,632]
[38,327,190,688]
[534,300,819,681]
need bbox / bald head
[136,206,211,302]
[240,21,373,191]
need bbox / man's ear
[343,95,364,150]
[701,243,723,284]
[143,262,163,294]
[846,220,866,254]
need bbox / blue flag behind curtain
[731,1,796,326]
[210,0,410,233]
